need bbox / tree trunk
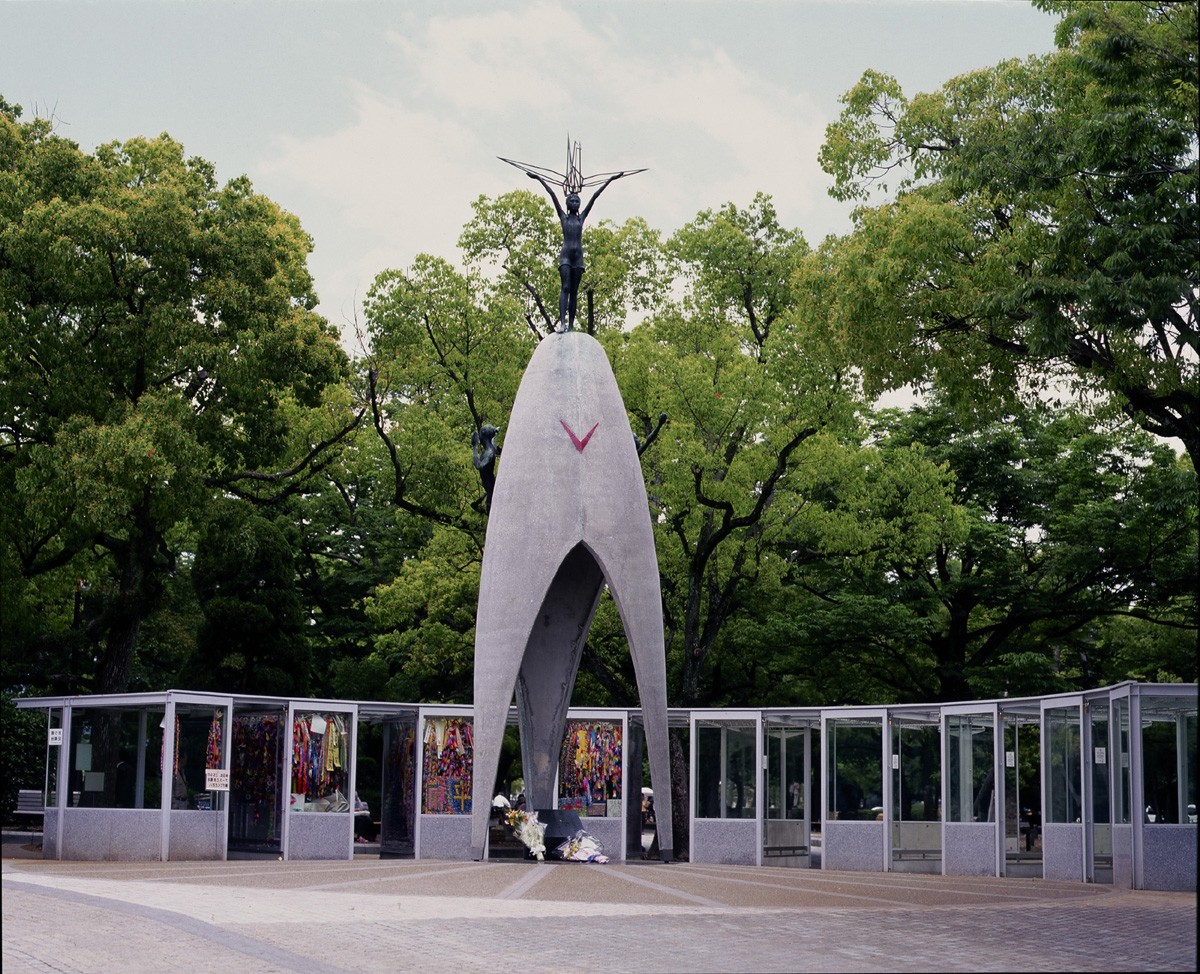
[94,500,162,695]
[95,612,142,696]
[669,729,689,860]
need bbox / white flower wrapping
[505,809,547,861]
[556,829,609,863]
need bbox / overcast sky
[1,0,1059,342]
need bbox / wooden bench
[763,844,808,858]
[893,848,942,861]
[15,790,44,830]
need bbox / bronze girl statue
[501,140,644,332]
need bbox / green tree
[364,523,483,702]
[618,195,962,709]
[355,251,526,699]
[1092,611,1198,684]
[357,191,673,699]
[364,253,529,519]
[629,194,829,707]
[288,391,433,699]
[359,193,961,714]
[615,195,960,858]
[0,101,354,695]
[458,189,666,338]
[786,400,1198,703]
[184,501,311,695]
[0,691,44,825]
[817,1,1198,473]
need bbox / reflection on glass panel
[696,722,756,820]
[697,725,721,819]
[45,708,62,807]
[1046,706,1082,824]
[766,727,782,818]
[1140,694,1198,825]
[766,727,807,821]
[893,723,942,822]
[230,709,285,850]
[1188,713,1197,825]
[173,706,228,812]
[947,714,994,823]
[67,707,165,810]
[811,727,822,830]
[827,719,883,821]
[1090,705,1110,826]
[380,718,416,855]
[1113,698,1132,825]
[724,724,756,819]
[1142,720,1178,823]
[1003,721,1041,854]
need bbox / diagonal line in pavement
[497,862,559,899]
[4,876,350,974]
[599,865,729,908]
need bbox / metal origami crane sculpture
[470,143,672,862]
[500,139,645,332]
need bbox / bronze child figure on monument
[501,140,644,332]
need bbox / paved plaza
[2,834,1195,973]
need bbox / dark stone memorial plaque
[534,808,584,860]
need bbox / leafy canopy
[817,1,1198,472]
[0,99,353,693]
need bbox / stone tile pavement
[3,839,1195,973]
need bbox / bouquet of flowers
[504,809,547,861]
[556,829,609,863]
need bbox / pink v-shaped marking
[560,419,599,452]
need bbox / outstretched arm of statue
[580,172,624,222]
[635,412,668,457]
[528,172,565,221]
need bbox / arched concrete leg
[470,545,574,859]
[589,538,674,860]
[469,664,522,858]
[471,332,676,862]
[515,545,606,811]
